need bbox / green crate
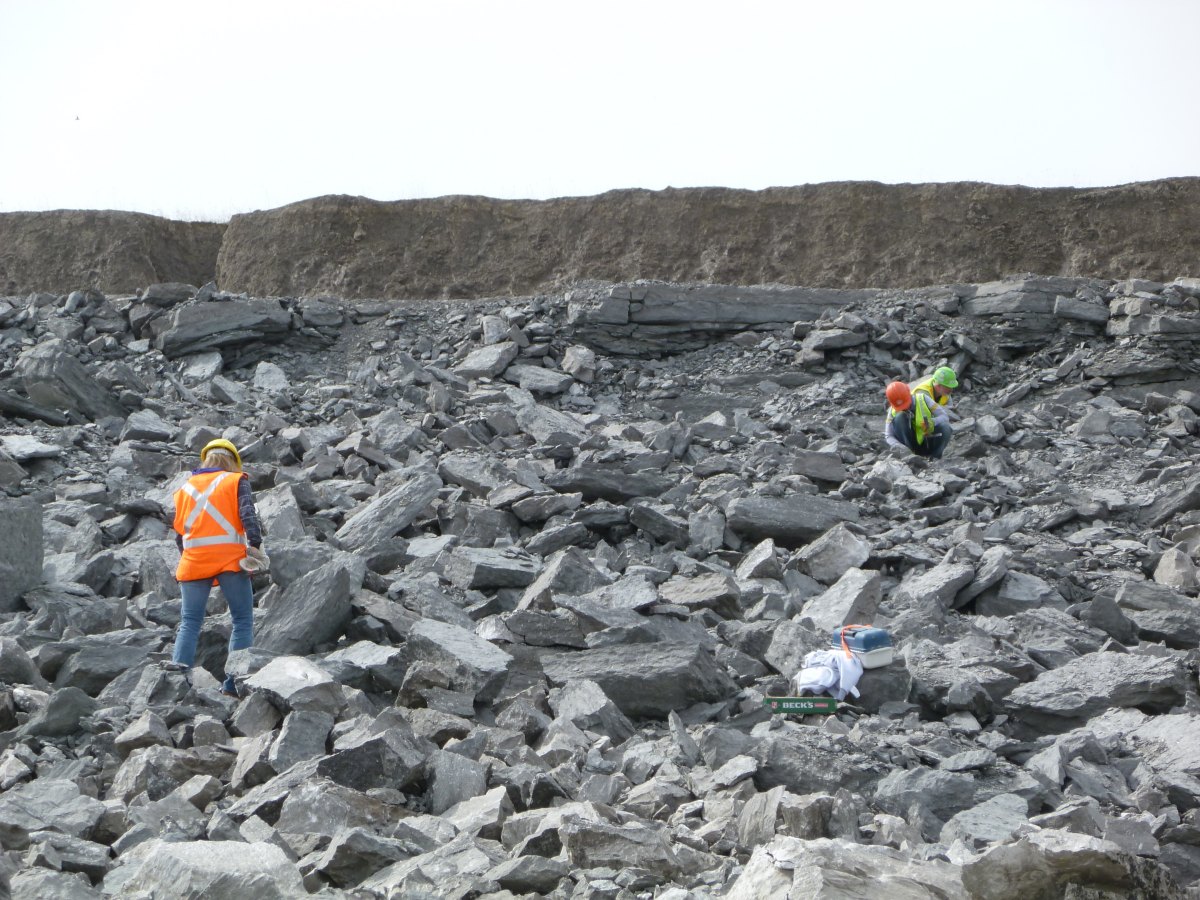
[763,696,839,715]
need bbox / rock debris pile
[1,274,1200,898]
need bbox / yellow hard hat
[200,438,242,472]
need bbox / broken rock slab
[1154,548,1198,592]
[540,642,737,719]
[425,749,489,816]
[518,546,611,611]
[15,339,126,420]
[513,400,589,444]
[0,434,62,462]
[305,826,416,889]
[405,618,514,703]
[0,778,107,850]
[1006,650,1187,734]
[726,836,964,900]
[155,298,293,358]
[455,341,518,379]
[939,792,1029,849]
[443,546,540,590]
[726,494,860,547]
[0,447,25,488]
[560,820,680,879]
[548,678,636,743]
[659,572,742,619]
[244,656,345,715]
[333,472,443,550]
[794,522,870,585]
[506,364,573,395]
[561,345,596,382]
[317,724,429,794]
[960,828,1180,900]
[799,567,881,634]
[0,498,42,613]
[119,407,176,442]
[108,839,306,899]
[974,571,1068,618]
[736,538,783,581]
[545,464,675,502]
[790,449,849,484]
[355,831,507,897]
[888,560,976,632]
[255,561,358,656]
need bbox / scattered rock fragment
[1,269,1199,895]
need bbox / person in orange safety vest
[169,439,264,697]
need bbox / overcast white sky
[2,0,1197,220]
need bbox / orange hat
[886,381,912,411]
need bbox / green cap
[933,366,958,388]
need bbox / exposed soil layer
[4,179,1199,298]
[0,210,225,296]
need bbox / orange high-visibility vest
[173,471,248,581]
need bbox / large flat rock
[1006,651,1187,733]
[726,495,860,546]
[111,839,305,899]
[256,562,358,655]
[155,298,293,358]
[540,642,737,719]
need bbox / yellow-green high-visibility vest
[911,375,950,408]
[912,392,936,445]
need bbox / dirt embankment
[4,179,1199,298]
[0,210,225,297]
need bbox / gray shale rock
[15,339,126,420]
[0,498,43,612]
[155,298,293,358]
[726,494,860,546]
[540,642,737,719]
[1006,650,1187,734]
[5,271,1200,895]
[110,839,306,898]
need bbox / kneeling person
[884,380,951,459]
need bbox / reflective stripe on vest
[180,472,245,549]
[174,470,247,581]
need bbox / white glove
[239,546,270,573]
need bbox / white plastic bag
[790,649,863,701]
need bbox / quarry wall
[0,210,225,297]
[2,179,1198,298]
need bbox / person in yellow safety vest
[883,379,952,459]
[911,366,958,412]
[169,438,265,698]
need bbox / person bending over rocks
[883,373,954,459]
[168,438,267,697]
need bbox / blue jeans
[889,414,953,459]
[172,570,254,692]
[922,422,952,459]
